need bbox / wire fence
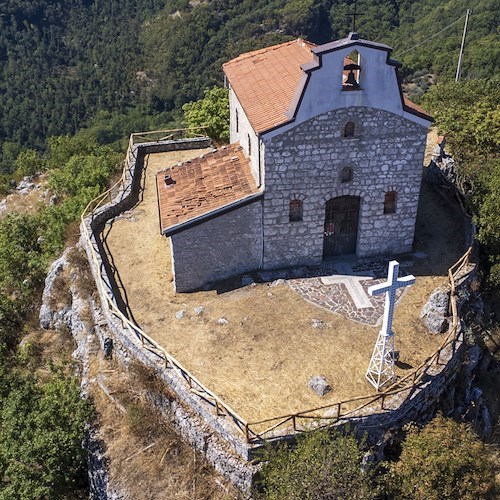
[81,130,475,444]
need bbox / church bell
[343,62,361,89]
[345,69,358,87]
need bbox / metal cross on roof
[365,260,415,390]
[349,0,359,33]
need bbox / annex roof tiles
[157,144,259,234]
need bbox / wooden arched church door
[323,196,360,257]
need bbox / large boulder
[420,286,450,334]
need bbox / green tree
[182,86,229,144]
[14,148,46,177]
[258,427,377,499]
[424,77,500,284]
[387,414,496,500]
[0,369,93,499]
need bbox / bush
[258,427,377,499]
[182,86,229,144]
[0,368,93,499]
[387,414,496,500]
[14,149,46,177]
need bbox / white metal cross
[365,260,415,390]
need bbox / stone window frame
[384,190,397,214]
[289,194,306,223]
[340,166,354,184]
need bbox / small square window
[341,167,353,183]
[343,121,355,138]
[384,191,397,214]
[289,199,303,222]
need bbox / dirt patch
[102,147,466,423]
[0,173,50,218]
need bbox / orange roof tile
[157,144,260,234]
[224,38,432,132]
[223,39,316,134]
[403,96,432,121]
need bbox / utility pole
[455,9,471,82]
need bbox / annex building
[156,32,432,292]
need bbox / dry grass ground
[103,147,465,423]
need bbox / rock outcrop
[420,286,450,334]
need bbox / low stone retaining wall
[80,137,477,493]
[80,138,260,492]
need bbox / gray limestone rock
[465,344,481,374]
[308,375,331,396]
[175,310,187,320]
[194,306,204,316]
[217,317,229,325]
[420,286,450,334]
[311,319,323,329]
[39,249,70,329]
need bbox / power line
[394,14,466,57]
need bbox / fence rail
[129,127,208,148]
[81,129,474,445]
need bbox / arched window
[384,191,397,214]
[289,199,303,222]
[340,167,353,183]
[247,133,252,156]
[344,121,355,138]
[235,108,239,133]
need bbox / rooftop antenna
[348,0,359,33]
[455,8,471,82]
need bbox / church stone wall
[262,107,427,269]
[171,201,262,292]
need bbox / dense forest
[0,0,498,172]
[0,0,498,497]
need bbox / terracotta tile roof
[157,144,260,234]
[223,39,316,134]
[403,96,432,121]
[224,37,432,132]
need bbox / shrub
[258,427,377,499]
[0,368,93,499]
[14,149,46,177]
[387,414,496,499]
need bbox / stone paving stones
[287,260,409,325]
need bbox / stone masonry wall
[262,107,428,268]
[171,201,262,292]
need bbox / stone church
[156,32,432,292]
